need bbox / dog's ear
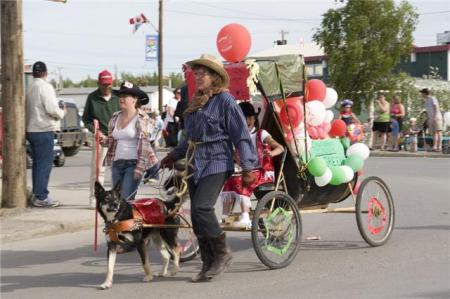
[94,181,105,198]
[113,180,122,194]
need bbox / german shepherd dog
[94,181,181,289]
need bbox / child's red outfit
[222,129,274,198]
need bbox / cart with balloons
[182,24,395,270]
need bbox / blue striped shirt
[171,91,257,183]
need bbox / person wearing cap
[221,102,284,227]
[26,61,65,208]
[420,88,443,152]
[103,81,157,201]
[160,54,258,282]
[82,70,120,208]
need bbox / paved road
[1,156,449,298]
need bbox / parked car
[26,140,65,169]
[56,99,88,157]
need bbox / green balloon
[340,137,350,150]
[330,166,346,186]
[343,155,364,172]
[307,157,327,177]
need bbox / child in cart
[221,102,284,227]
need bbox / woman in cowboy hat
[161,54,258,282]
[221,102,284,227]
[103,81,157,201]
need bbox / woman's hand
[134,172,142,181]
[242,170,257,188]
[263,149,273,157]
[160,154,175,169]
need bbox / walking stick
[93,119,100,252]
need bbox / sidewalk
[1,148,448,245]
[0,173,162,245]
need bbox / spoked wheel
[177,202,199,262]
[251,191,302,269]
[356,176,395,246]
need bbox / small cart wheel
[356,176,395,246]
[251,191,302,269]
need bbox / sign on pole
[145,35,158,61]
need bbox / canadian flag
[129,13,148,33]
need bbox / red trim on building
[304,55,326,62]
[413,44,450,54]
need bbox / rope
[166,140,200,218]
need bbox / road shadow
[395,225,450,231]
[300,240,369,251]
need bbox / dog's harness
[106,208,143,243]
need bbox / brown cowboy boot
[190,237,215,282]
[206,232,232,278]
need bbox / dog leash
[94,119,100,252]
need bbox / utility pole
[114,64,118,87]
[1,0,27,208]
[158,0,164,113]
[276,30,289,45]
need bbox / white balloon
[340,165,354,183]
[324,110,334,123]
[444,111,450,128]
[323,87,338,109]
[305,100,326,126]
[315,167,332,187]
[347,143,370,160]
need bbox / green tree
[313,0,418,113]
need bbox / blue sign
[145,35,158,61]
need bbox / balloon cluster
[274,79,342,157]
[308,142,370,187]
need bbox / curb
[370,151,449,158]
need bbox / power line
[165,8,320,23]
[419,10,450,15]
[188,0,319,21]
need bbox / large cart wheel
[251,191,302,269]
[177,203,199,262]
[356,176,395,247]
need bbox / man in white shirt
[26,61,65,207]
[164,88,181,147]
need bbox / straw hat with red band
[185,54,229,88]
[113,81,149,105]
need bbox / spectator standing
[174,85,190,144]
[82,70,120,208]
[164,88,181,147]
[420,88,443,152]
[104,81,157,200]
[26,61,65,207]
[389,95,405,151]
[369,93,390,150]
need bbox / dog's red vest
[132,198,165,225]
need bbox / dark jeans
[188,172,229,238]
[26,132,54,200]
[112,159,140,201]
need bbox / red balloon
[280,97,303,128]
[216,24,252,62]
[329,119,347,137]
[305,79,326,102]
